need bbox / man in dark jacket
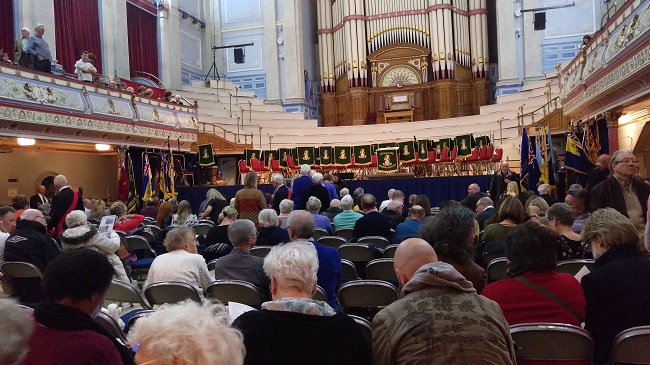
[489,162,519,202]
[586,154,610,191]
[291,165,312,210]
[382,201,405,230]
[302,173,330,213]
[460,183,488,210]
[47,175,84,234]
[353,194,391,241]
[271,174,291,214]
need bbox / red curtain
[53,0,102,75]
[127,3,159,78]
[0,0,15,59]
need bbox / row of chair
[486,258,595,283]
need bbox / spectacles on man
[615,158,639,165]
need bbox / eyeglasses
[615,158,639,165]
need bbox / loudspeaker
[234,48,245,64]
[534,12,546,31]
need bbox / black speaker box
[534,12,546,31]
[234,48,245,64]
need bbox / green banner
[278,148,292,168]
[455,134,475,157]
[475,136,491,148]
[262,150,278,167]
[353,145,372,165]
[334,146,352,166]
[398,141,416,162]
[297,147,315,165]
[198,144,215,167]
[245,149,261,166]
[318,146,334,166]
[438,138,453,151]
[377,148,399,173]
[417,139,428,161]
[378,142,398,149]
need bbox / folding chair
[250,245,272,258]
[136,230,156,244]
[312,228,329,241]
[486,257,508,283]
[198,220,215,227]
[207,259,219,272]
[337,280,398,310]
[192,223,213,236]
[205,280,263,309]
[610,325,650,364]
[383,244,399,258]
[349,314,373,348]
[95,311,128,344]
[143,225,161,235]
[555,259,594,276]
[366,258,398,282]
[144,281,202,306]
[105,280,152,309]
[357,236,390,249]
[126,235,157,281]
[510,323,593,364]
[0,262,44,306]
[334,228,354,242]
[341,259,359,281]
[482,251,505,268]
[338,244,376,262]
[317,236,347,249]
[126,309,156,332]
[313,285,328,302]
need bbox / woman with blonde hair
[200,188,229,224]
[88,199,109,221]
[234,172,266,223]
[501,181,520,198]
[526,196,550,224]
[171,200,198,227]
[203,206,238,261]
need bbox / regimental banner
[455,134,475,158]
[378,142,398,149]
[198,144,215,167]
[353,145,372,165]
[398,141,417,162]
[297,147,315,165]
[262,150,278,168]
[475,136,491,148]
[318,146,334,166]
[278,148,292,168]
[438,138,453,152]
[417,139,429,162]
[377,148,399,173]
[334,146,352,166]
[245,149,261,166]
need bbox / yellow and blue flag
[564,131,594,187]
[142,154,153,202]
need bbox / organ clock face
[380,66,420,87]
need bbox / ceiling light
[17,138,35,146]
[95,144,111,151]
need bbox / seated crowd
[1,153,650,364]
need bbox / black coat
[489,171,519,203]
[382,210,405,230]
[460,191,488,210]
[302,184,330,213]
[353,211,391,241]
[271,185,291,214]
[476,207,495,231]
[590,175,650,218]
[540,194,559,207]
[29,193,49,209]
[48,187,84,231]
[582,244,650,364]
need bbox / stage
[178,175,492,213]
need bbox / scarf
[34,300,135,365]
[402,261,476,296]
[262,298,336,317]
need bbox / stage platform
[178,175,492,213]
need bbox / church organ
[317,0,490,126]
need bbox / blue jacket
[291,175,312,209]
[392,219,423,244]
[308,239,341,309]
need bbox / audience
[110,201,145,233]
[302,173,331,213]
[171,200,198,227]
[0,206,16,262]
[352,187,365,211]
[322,173,339,202]
[477,197,524,265]
[74,51,96,82]
[538,183,559,206]
[235,172,267,223]
[29,184,49,209]
[382,200,405,230]
[413,194,433,225]
[420,207,487,293]
[489,161,519,202]
[48,175,85,234]
[145,227,213,293]
[128,301,244,365]
[565,187,591,234]
[291,165,312,210]
[156,198,177,228]
[460,183,488,210]
[89,199,110,221]
[277,199,293,228]
[270,174,291,214]
[205,206,238,246]
[60,211,129,283]
[378,189,396,212]
[22,249,135,364]
[372,238,516,365]
[321,198,342,222]
[502,181,520,198]
[586,154,611,191]
[200,188,229,224]
[139,198,159,219]
[333,195,363,231]
[11,194,29,220]
[546,203,589,260]
[475,196,495,231]
[353,194,391,241]
[256,209,290,246]
[392,205,425,244]
[233,241,370,365]
[526,196,549,221]
[0,298,33,365]
[306,197,334,235]
[287,210,341,309]
[214,219,270,301]
[171,94,184,105]
[332,173,347,196]
[482,222,586,327]
[14,27,32,68]
[581,208,650,365]
[26,24,52,73]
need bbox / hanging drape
[0,0,15,59]
[53,0,102,75]
[127,3,159,78]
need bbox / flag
[520,128,540,191]
[455,134,474,157]
[377,147,399,173]
[585,123,599,164]
[126,153,139,213]
[564,131,594,187]
[547,126,557,186]
[353,145,372,165]
[398,141,416,162]
[167,146,177,200]
[142,154,153,202]
[117,149,129,202]
[417,139,428,162]
[159,151,169,199]
[297,147,315,165]
[334,146,351,166]
[278,148,292,168]
[318,146,334,166]
[198,144,215,167]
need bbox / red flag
[117,152,129,202]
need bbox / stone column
[158,0,182,89]
[282,0,305,104]
[522,0,543,82]
[605,111,621,153]
[495,0,518,88]
[202,0,222,80]
[263,0,281,104]
[99,0,130,80]
[15,0,57,60]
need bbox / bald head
[394,238,438,285]
[20,209,45,227]
[467,183,480,194]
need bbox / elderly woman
[306,197,334,235]
[233,241,371,365]
[257,209,290,246]
[580,208,650,365]
[171,200,198,227]
[302,173,331,213]
[129,300,244,365]
[277,199,293,229]
[482,222,586,327]
[145,227,213,293]
[11,194,29,220]
[420,207,486,293]
[59,211,129,282]
[0,298,34,365]
[235,172,266,223]
[525,196,549,223]
[546,203,589,261]
[200,188,229,224]
[110,201,145,233]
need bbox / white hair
[387,200,402,211]
[128,300,244,365]
[258,209,279,228]
[35,24,45,31]
[65,210,88,228]
[340,195,354,210]
[163,227,194,251]
[21,27,30,33]
[0,299,33,365]
[272,174,284,185]
[330,199,341,208]
[206,188,224,200]
[306,196,322,213]
[537,184,550,194]
[339,188,349,197]
[300,164,311,175]
[279,199,293,215]
[311,172,324,184]
[263,241,318,294]
[387,188,396,199]
[227,219,256,247]
[53,175,67,188]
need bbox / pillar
[15,0,57,61]
[99,0,130,79]
[202,0,223,81]
[495,0,518,88]
[349,88,368,125]
[321,92,336,126]
[522,0,543,82]
[263,0,281,104]
[158,0,182,89]
[282,0,306,104]
[605,111,621,153]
